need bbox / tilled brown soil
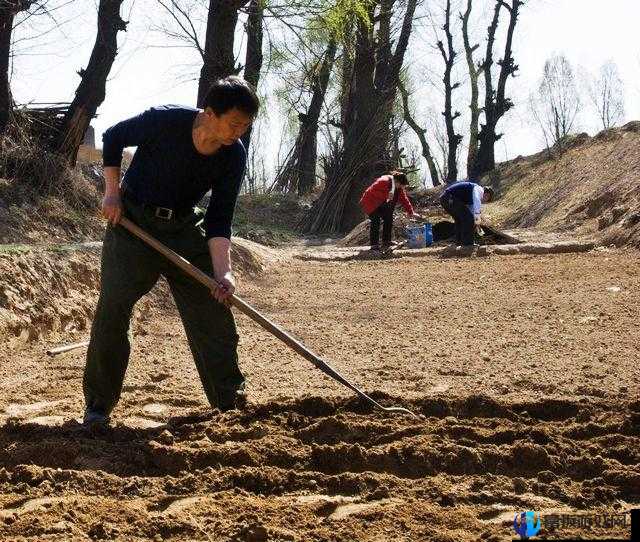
[0,249,638,541]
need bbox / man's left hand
[213,271,236,305]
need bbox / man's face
[205,107,253,145]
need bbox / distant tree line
[0,0,629,233]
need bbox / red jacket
[359,175,414,216]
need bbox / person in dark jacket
[82,76,259,427]
[359,171,421,252]
[440,181,494,246]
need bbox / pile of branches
[11,103,72,151]
[0,113,99,211]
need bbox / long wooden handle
[46,341,90,356]
[118,217,416,417]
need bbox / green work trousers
[83,196,244,415]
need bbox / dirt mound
[0,246,103,342]
[491,121,640,247]
[337,215,439,247]
[336,186,451,248]
[0,139,105,244]
[0,237,279,343]
[338,218,513,248]
[335,218,406,247]
[231,237,283,276]
[232,193,307,247]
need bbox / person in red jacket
[360,171,420,251]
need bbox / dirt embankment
[0,247,103,343]
[489,122,640,247]
[0,238,280,344]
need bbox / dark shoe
[217,387,247,412]
[83,408,110,427]
[380,244,393,254]
[369,245,381,252]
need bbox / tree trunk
[461,0,481,179]
[470,1,499,179]
[272,40,337,196]
[473,0,521,179]
[297,40,337,196]
[397,80,440,186]
[335,8,387,232]
[197,0,248,107]
[56,0,127,165]
[302,8,377,233]
[340,0,418,230]
[339,28,355,142]
[0,1,33,135]
[373,0,393,90]
[437,0,461,182]
[240,0,263,150]
[0,9,15,135]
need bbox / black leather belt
[122,188,190,220]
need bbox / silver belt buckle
[155,207,173,220]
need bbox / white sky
[11,0,640,177]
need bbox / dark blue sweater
[442,181,476,204]
[102,105,246,240]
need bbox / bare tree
[530,54,580,149]
[0,0,37,134]
[398,79,440,186]
[471,0,522,179]
[55,0,127,165]
[586,60,625,130]
[460,0,481,179]
[154,0,263,149]
[154,0,205,58]
[273,39,337,196]
[437,0,461,183]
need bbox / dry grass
[0,129,103,244]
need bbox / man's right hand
[102,166,123,225]
[102,192,123,224]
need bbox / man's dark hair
[483,186,495,202]
[391,171,409,185]
[203,76,260,117]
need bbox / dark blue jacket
[442,181,478,204]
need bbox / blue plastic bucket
[406,223,433,248]
[407,225,426,248]
[424,223,433,246]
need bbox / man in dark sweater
[440,181,494,246]
[83,76,259,426]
